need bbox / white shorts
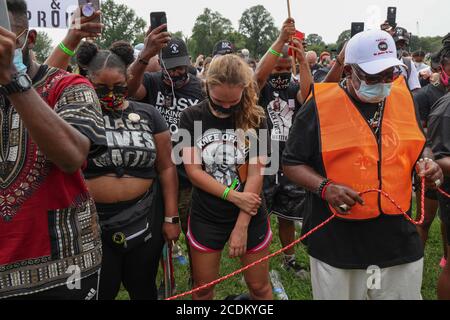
[309,256,423,300]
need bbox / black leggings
[98,209,164,300]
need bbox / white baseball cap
[345,29,406,75]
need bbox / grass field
[117,204,445,300]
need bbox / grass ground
[117,203,444,300]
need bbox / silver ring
[435,179,442,187]
[338,204,350,212]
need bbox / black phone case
[150,12,167,32]
[387,7,397,27]
[351,23,364,37]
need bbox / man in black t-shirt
[128,34,205,229]
[254,18,313,279]
[427,93,450,299]
[283,29,443,300]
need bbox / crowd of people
[1,0,450,300]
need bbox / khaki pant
[309,256,423,300]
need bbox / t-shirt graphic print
[266,91,296,142]
[197,129,248,189]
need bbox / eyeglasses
[351,65,401,85]
[15,29,29,49]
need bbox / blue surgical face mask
[14,48,28,74]
[355,80,392,103]
[13,29,29,74]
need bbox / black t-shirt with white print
[179,100,269,225]
[259,82,301,143]
[84,101,168,179]
[142,71,205,137]
[258,81,301,173]
[142,72,205,187]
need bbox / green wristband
[222,187,231,200]
[269,47,282,57]
[59,42,76,57]
[230,178,239,190]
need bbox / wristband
[321,181,333,200]
[58,42,76,57]
[269,47,283,57]
[316,179,332,199]
[222,179,240,200]
[138,58,149,65]
[222,187,231,200]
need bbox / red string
[166,178,446,300]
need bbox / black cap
[393,27,411,45]
[213,40,235,56]
[160,38,191,69]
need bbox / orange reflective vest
[314,77,425,220]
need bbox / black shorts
[187,215,272,253]
[263,173,306,221]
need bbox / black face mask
[208,94,241,115]
[268,73,291,90]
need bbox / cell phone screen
[351,22,364,38]
[0,0,11,31]
[150,12,167,32]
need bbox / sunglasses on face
[351,65,401,85]
[94,85,128,97]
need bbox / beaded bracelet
[316,179,332,199]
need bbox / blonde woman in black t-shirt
[180,55,272,300]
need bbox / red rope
[166,178,446,300]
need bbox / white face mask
[13,48,28,74]
[355,80,393,103]
[13,30,30,74]
[352,68,393,103]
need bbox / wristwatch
[164,216,180,224]
[0,73,32,96]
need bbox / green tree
[96,0,146,49]
[306,34,325,47]
[33,31,53,63]
[305,33,327,55]
[410,35,443,53]
[238,5,278,59]
[226,31,247,52]
[336,30,351,50]
[190,8,234,57]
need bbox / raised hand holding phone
[0,0,17,85]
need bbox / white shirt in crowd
[400,58,421,91]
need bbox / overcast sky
[39,0,449,46]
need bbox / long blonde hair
[206,55,265,132]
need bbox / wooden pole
[287,0,292,18]
[287,0,297,77]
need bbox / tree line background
[34,0,445,63]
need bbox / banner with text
[26,0,78,29]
